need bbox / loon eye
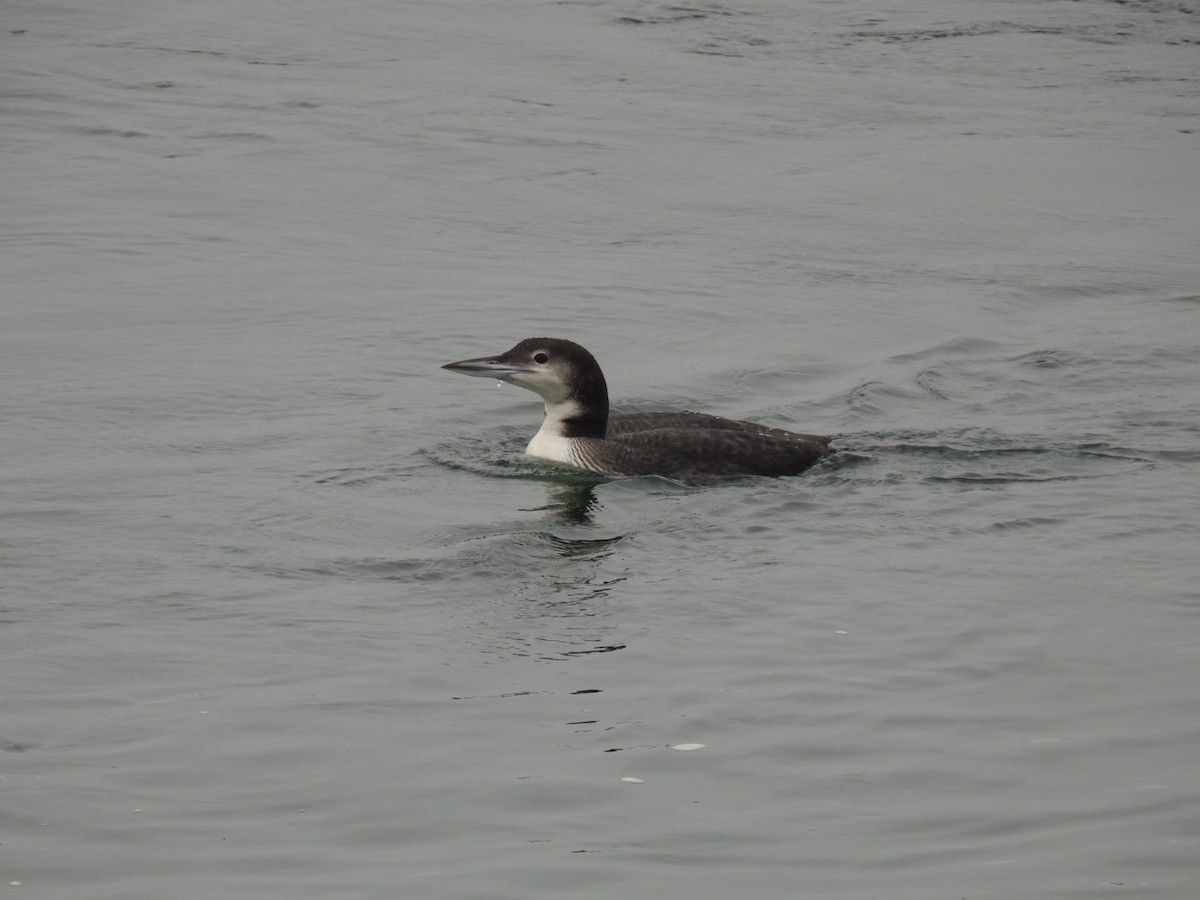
[533,352,549,364]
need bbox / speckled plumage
[587,412,830,477]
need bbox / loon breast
[525,423,586,468]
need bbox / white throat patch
[524,399,584,466]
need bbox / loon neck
[548,364,608,439]
[544,398,606,440]
[526,398,604,465]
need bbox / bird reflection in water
[525,482,605,527]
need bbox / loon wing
[587,426,831,478]
[609,411,831,449]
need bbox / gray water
[4,1,1199,897]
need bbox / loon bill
[442,337,832,479]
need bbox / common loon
[442,338,832,479]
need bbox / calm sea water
[4,1,1199,898]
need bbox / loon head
[442,338,609,439]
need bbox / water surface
[3,1,1199,898]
